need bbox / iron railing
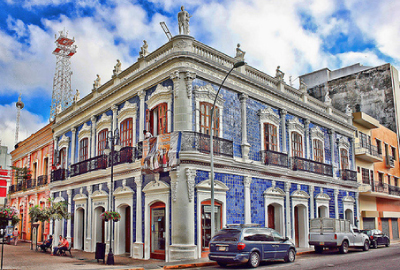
[8,185,15,193]
[388,184,400,196]
[180,131,233,157]
[374,182,388,193]
[386,155,395,167]
[355,143,380,157]
[37,175,48,186]
[113,146,135,165]
[340,169,357,181]
[291,157,333,176]
[26,178,36,189]
[70,155,107,177]
[261,150,289,168]
[51,169,67,182]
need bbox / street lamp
[210,61,245,238]
[104,128,121,265]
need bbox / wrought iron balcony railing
[340,169,357,181]
[291,156,333,177]
[8,184,16,193]
[26,178,36,189]
[113,146,135,166]
[373,182,388,193]
[355,143,380,157]
[51,168,67,182]
[180,131,233,157]
[70,155,107,177]
[37,175,48,186]
[260,150,289,168]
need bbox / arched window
[264,123,278,151]
[200,102,220,136]
[291,132,303,157]
[79,138,88,161]
[313,139,324,163]
[340,148,349,170]
[120,118,133,147]
[98,129,108,155]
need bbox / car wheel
[314,246,324,253]
[386,240,390,247]
[217,262,227,267]
[371,241,377,249]
[339,240,349,254]
[284,248,296,263]
[363,240,369,251]
[247,252,260,268]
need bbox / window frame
[120,118,133,147]
[291,131,303,158]
[199,102,220,136]
[97,128,108,155]
[79,138,89,162]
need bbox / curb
[164,262,218,269]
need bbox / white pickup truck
[309,218,370,254]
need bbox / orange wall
[376,198,400,212]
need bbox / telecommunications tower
[15,94,24,145]
[50,29,77,121]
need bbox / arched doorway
[116,205,131,255]
[345,209,354,224]
[318,206,329,218]
[75,208,85,250]
[94,206,105,244]
[267,203,284,234]
[150,202,166,260]
[294,204,307,248]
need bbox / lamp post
[210,61,245,238]
[104,128,121,265]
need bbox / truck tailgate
[309,233,338,246]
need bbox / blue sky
[1,0,399,152]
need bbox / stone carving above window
[193,84,225,107]
[263,186,285,197]
[59,134,70,150]
[338,136,350,151]
[146,84,172,110]
[78,123,91,141]
[118,101,138,123]
[315,192,330,201]
[258,107,280,127]
[311,126,324,141]
[96,112,112,133]
[287,117,304,134]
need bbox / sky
[0,0,399,153]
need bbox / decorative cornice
[78,123,91,141]
[287,117,304,134]
[96,112,112,133]
[58,134,70,150]
[193,84,225,107]
[311,126,324,141]
[258,107,280,127]
[146,84,172,110]
[118,101,138,122]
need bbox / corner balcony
[180,131,233,157]
[355,143,383,163]
[340,169,357,181]
[388,184,400,196]
[37,175,48,186]
[373,182,388,193]
[291,156,333,177]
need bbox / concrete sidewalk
[4,240,399,270]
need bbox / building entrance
[150,202,165,260]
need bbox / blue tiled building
[50,30,358,262]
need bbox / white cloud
[336,51,385,68]
[0,104,47,152]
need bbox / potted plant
[100,211,121,222]
[0,206,20,227]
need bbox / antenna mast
[15,94,24,145]
[50,29,77,121]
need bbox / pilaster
[90,115,96,158]
[244,176,252,224]
[281,109,287,153]
[112,104,118,131]
[70,128,76,165]
[334,189,339,219]
[85,185,92,252]
[284,182,291,239]
[173,71,195,131]
[309,185,314,219]
[138,90,145,141]
[132,172,144,259]
[304,119,310,159]
[66,189,72,243]
[240,94,251,160]
[329,129,336,178]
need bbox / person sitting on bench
[52,236,68,255]
[39,235,53,252]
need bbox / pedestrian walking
[13,228,19,245]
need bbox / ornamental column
[304,119,310,159]
[240,94,251,160]
[355,192,360,226]
[244,176,252,224]
[329,129,336,177]
[169,167,196,261]
[91,115,96,158]
[285,182,291,239]
[138,90,145,141]
[86,185,92,252]
[132,172,143,259]
[67,189,72,243]
[309,185,315,219]
[350,137,356,171]
[70,128,76,164]
[53,136,58,163]
[334,189,339,219]
[172,71,195,131]
[49,192,54,236]
[281,109,287,153]
[112,105,118,131]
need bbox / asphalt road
[196,245,400,270]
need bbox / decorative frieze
[186,168,196,202]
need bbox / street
[194,245,400,270]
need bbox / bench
[59,246,72,257]
[36,243,52,253]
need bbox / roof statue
[73,89,80,103]
[275,66,285,82]
[235,43,245,61]
[324,91,332,106]
[113,59,122,76]
[139,40,149,58]
[178,6,191,35]
[93,74,101,89]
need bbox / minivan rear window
[211,229,241,242]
